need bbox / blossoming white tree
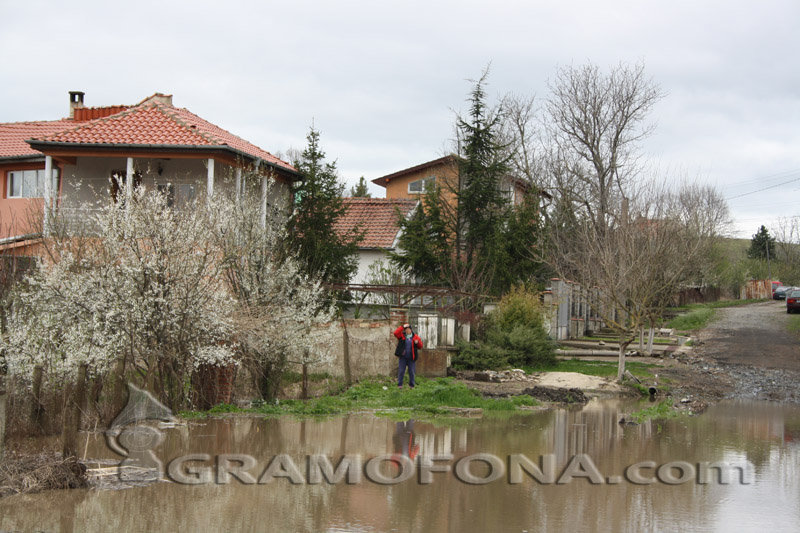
[3,173,335,411]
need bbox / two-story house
[0,91,297,252]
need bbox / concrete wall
[307,319,451,380]
[311,319,397,379]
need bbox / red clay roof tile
[1,96,293,171]
[0,120,76,158]
[334,198,418,249]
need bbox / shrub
[453,287,556,370]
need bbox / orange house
[371,154,533,205]
[0,91,298,252]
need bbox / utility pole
[766,239,772,281]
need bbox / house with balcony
[0,91,297,251]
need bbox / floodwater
[1,399,799,532]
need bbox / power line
[721,168,800,190]
[726,175,800,201]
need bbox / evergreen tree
[392,71,544,305]
[747,225,776,260]
[350,177,371,197]
[288,126,362,284]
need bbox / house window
[408,176,436,194]
[7,169,60,199]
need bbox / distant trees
[349,177,371,197]
[747,225,776,260]
[288,126,363,285]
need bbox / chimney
[69,91,85,118]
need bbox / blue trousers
[397,357,416,387]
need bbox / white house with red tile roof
[333,197,418,284]
[0,91,297,245]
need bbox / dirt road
[686,300,800,402]
[697,300,800,371]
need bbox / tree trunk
[62,364,87,458]
[0,377,6,461]
[617,333,627,382]
[31,364,44,432]
[301,363,309,400]
[110,356,126,425]
[638,328,645,351]
[647,326,655,355]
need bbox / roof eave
[0,154,46,163]
[25,140,300,178]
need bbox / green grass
[577,336,674,345]
[180,377,540,420]
[629,400,681,423]
[788,314,800,334]
[523,359,659,380]
[665,298,765,332]
[671,298,764,311]
[665,307,715,331]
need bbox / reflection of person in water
[391,420,420,465]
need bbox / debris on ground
[522,386,588,404]
[0,453,87,498]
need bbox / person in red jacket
[393,323,423,389]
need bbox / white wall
[352,249,389,285]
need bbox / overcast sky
[2,0,799,238]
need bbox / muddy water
[1,399,799,532]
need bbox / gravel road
[689,300,800,402]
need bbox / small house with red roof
[0,91,297,246]
[333,197,418,284]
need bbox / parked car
[786,290,800,313]
[774,285,793,300]
[772,281,783,296]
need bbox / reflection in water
[1,399,799,532]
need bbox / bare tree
[545,62,664,230]
[550,180,729,381]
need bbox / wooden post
[31,364,44,432]
[62,364,87,458]
[342,320,352,387]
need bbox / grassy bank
[665,299,765,332]
[181,377,539,419]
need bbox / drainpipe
[126,157,134,203]
[207,158,215,199]
[235,167,242,202]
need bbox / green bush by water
[453,287,556,370]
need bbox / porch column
[207,158,215,199]
[126,157,134,203]
[43,155,53,236]
[235,167,242,202]
[260,174,268,228]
